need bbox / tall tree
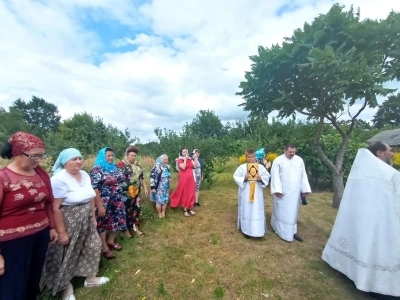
[11,96,61,138]
[0,107,29,142]
[184,110,225,140]
[373,93,400,128]
[236,4,400,208]
[45,113,136,158]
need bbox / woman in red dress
[170,148,199,217]
[0,131,57,300]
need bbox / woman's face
[106,151,114,163]
[127,151,137,164]
[162,155,169,164]
[65,156,83,174]
[181,149,188,156]
[19,147,46,169]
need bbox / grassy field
[0,157,385,299]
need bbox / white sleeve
[300,159,312,193]
[270,158,283,194]
[233,164,246,189]
[258,164,271,188]
[50,173,68,199]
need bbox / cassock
[233,163,270,237]
[270,154,311,242]
[322,149,400,296]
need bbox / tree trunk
[331,170,344,208]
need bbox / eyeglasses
[22,152,47,160]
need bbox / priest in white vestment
[322,143,400,296]
[270,144,311,242]
[233,148,270,238]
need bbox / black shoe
[194,202,201,207]
[294,234,303,242]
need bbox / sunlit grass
[40,170,374,300]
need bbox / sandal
[102,249,115,259]
[107,243,122,251]
[184,211,191,217]
[84,277,110,288]
[188,209,196,216]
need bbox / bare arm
[94,189,103,209]
[178,158,187,170]
[53,198,66,234]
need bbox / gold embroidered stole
[247,163,259,202]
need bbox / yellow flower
[238,155,247,164]
[266,152,278,163]
[393,152,400,168]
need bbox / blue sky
[0,0,398,142]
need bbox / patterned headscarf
[94,147,116,172]
[8,131,45,157]
[52,148,82,174]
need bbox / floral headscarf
[8,131,45,157]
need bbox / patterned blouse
[0,167,55,242]
[117,160,144,199]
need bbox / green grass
[31,167,375,299]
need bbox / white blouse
[51,169,95,205]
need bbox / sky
[1,0,399,142]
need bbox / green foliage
[10,96,61,138]
[373,93,400,128]
[44,112,136,158]
[0,107,29,142]
[235,3,400,206]
[183,109,226,139]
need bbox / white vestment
[233,163,270,237]
[322,149,400,296]
[270,154,311,242]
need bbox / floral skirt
[97,194,127,233]
[42,202,101,295]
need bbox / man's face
[284,147,296,159]
[377,144,394,165]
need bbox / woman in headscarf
[170,148,199,217]
[90,147,126,259]
[0,131,57,300]
[42,148,109,300]
[117,145,148,237]
[150,154,171,218]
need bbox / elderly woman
[170,148,200,217]
[90,147,126,259]
[0,131,57,300]
[150,154,171,218]
[42,148,109,300]
[117,145,148,237]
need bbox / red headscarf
[8,131,46,157]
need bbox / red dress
[170,158,195,209]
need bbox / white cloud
[0,0,399,143]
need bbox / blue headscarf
[156,154,168,164]
[52,148,82,174]
[94,147,117,172]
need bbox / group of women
[0,131,201,300]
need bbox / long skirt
[42,202,102,295]
[125,195,141,229]
[0,227,49,300]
